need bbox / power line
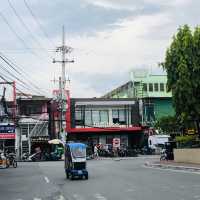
[23,0,55,48]
[0,63,27,86]
[7,0,53,59]
[0,60,45,96]
[0,11,48,62]
[0,11,30,50]
[0,73,32,98]
[0,54,23,76]
[0,52,49,96]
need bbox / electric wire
[23,0,55,48]
[7,0,54,59]
[0,73,31,98]
[0,53,47,95]
[0,11,49,62]
[0,55,46,96]
[0,64,43,96]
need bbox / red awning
[67,127,142,133]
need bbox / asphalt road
[1,157,200,200]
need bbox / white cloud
[84,0,191,10]
[0,0,198,98]
[69,12,173,75]
[56,12,175,97]
[84,0,141,11]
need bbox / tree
[154,116,180,134]
[161,25,200,135]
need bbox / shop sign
[113,138,120,148]
[187,129,195,135]
[0,124,15,139]
[93,122,125,128]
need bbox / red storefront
[65,93,144,149]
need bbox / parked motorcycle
[6,153,17,168]
[22,152,29,161]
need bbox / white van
[148,135,170,151]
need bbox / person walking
[94,145,99,160]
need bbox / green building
[102,69,175,127]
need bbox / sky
[0,0,199,99]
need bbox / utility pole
[53,26,74,141]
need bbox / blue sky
[0,0,199,98]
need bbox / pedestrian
[94,145,99,159]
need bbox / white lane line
[44,176,50,183]
[94,193,107,200]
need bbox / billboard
[0,124,15,139]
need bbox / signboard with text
[0,124,15,139]
[113,138,120,148]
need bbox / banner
[0,124,15,139]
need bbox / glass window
[85,110,92,126]
[92,110,100,124]
[112,109,126,124]
[112,110,119,124]
[143,83,147,92]
[160,83,164,92]
[100,110,109,123]
[119,110,125,124]
[75,110,82,120]
[75,110,84,126]
[154,83,158,92]
[149,83,153,92]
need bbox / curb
[144,162,200,172]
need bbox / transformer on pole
[52,26,74,141]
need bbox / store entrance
[0,139,15,152]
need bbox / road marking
[44,176,50,183]
[94,193,107,200]
[33,198,42,200]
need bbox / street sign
[187,129,195,135]
[113,138,120,148]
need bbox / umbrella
[48,139,63,145]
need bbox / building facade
[102,69,175,127]
[16,95,50,159]
[65,97,144,148]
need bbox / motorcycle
[160,149,167,161]
[22,152,29,161]
[6,153,17,168]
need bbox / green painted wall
[153,98,175,120]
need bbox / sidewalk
[145,160,200,172]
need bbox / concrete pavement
[1,156,200,200]
[145,160,200,173]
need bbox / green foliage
[175,135,198,148]
[161,25,200,125]
[175,135,196,143]
[155,115,179,133]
